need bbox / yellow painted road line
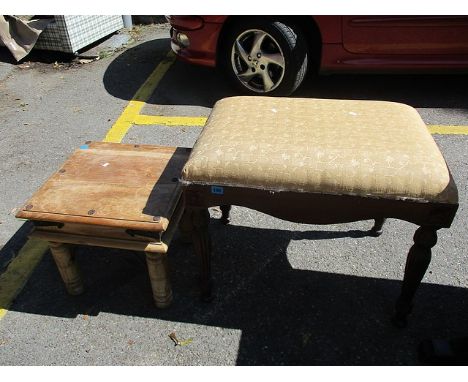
[103,51,176,143]
[132,116,468,136]
[0,238,49,319]
[428,125,468,135]
[133,114,207,127]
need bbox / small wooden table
[16,142,191,308]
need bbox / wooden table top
[16,142,190,232]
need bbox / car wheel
[221,18,308,96]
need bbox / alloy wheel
[231,29,286,93]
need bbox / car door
[341,16,468,55]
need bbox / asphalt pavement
[0,23,467,366]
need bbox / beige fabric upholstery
[182,96,458,204]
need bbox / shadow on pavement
[103,38,176,103]
[0,46,75,65]
[102,39,468,110]
[3,36,467,366]
[6,218,468,365]
[0,221,35,271]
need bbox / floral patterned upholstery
[182,96,458,204]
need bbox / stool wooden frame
[182,184,458,327]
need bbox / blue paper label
[211,186,224,195]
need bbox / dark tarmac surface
[0,23,467,366]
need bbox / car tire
[220,18,309,96]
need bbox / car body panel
[342,16,468,55]
[169,15,226,67]
[312,15,342,43]
[168,15,468,72]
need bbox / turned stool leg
[189,208,213,302]
[392,226,438,328]
[49,242,84,295]
[179,209,194,244]
[220,205,231,225]
[369,218,386,237]
[145,252,173,308]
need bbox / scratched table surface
[16,142,190,231]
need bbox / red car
[167,15,468,96]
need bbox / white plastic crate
[34,15,124,53]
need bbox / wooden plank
[86,141,187,154]
[16,143,190,230]
[22,181,178,224]
[18,210,168,232]
[32,221,159,240]
[30,230,169,254]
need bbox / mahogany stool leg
[369,218,386,237]
[49,241,84,295]
[190,208,213,302]
[220,205,231,225]
[392,226,438,328]
[178,209,194,244]
[145,252,173,308]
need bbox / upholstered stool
[180,96,458,327]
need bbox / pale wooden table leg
[49,241,84,295]
[145,252,173,308]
